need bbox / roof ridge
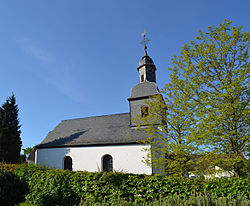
[62,112,130,122]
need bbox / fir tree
[0,94,22,163]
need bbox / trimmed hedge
[0,170,28,206]
[0,162,24,172]
[13,164,250,206]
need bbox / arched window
[141,105,149,117]
[140,74,144,83]
[64,156,72,171]
[102,154,113,172]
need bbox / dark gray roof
[128,81,159,100]
[37,113,148,148]
[139,55,155,67]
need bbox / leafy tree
[23,147,33,158]
[138,87,198,177]
[181,20,249,177]
[139,20,249,177]
[0,94,22,163]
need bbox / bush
[0,170,28,206]
[204,177,250,199]
[13,164,250,205]
[15,165,80,206]
[0,162,24,172]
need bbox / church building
[35,41,163,175]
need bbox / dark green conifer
[0,94,22,163]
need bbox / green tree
[0,94,22,163]
[22,147,33,158]
[140,20,249,177]
[181,20,249,177]
[138,86,198,177]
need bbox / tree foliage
[138,92,197,177]
[139,20,249,177]
[23,147,33,158]
[0,94,22,163]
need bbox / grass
[79,194,250,206]
[17,194,250,206]
[18,203,34,206]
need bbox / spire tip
[140,31,150,56]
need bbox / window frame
[63,156,73,171]
[140,74,144,83]
[141,105,149,117]
[102,154,113,172]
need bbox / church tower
[128,33,160,127]
[137,47,156,84]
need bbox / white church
[34,41,164,175]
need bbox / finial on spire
[140,31,150,56]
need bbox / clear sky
[0,0,249,150]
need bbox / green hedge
[0,162,24,172]
[0,170,28,206]
[13,164,250,206]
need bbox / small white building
[35,46,164,175]
[204,166,234,179]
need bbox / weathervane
[140,31,150,56]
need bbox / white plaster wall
[36,144,152,175]
[204,166,234,179]
[139,67,146,83]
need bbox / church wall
[36,144,152,175]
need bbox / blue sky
[0,0,249,150]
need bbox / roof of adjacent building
[128,81,160,100]
[37,113,149,148]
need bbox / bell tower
[128,32,160,127]
[137,33,157,84]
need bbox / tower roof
[138,54,155,68]
[128,81,159,100]
[138,31,156,70]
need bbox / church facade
[35,47,162,175]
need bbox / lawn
[19,203,34,206]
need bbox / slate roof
[128,81,160,100]
[138,55,155,67]
[37,113,148,148]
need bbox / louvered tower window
[140,74,144,83]
[141,105,149,117]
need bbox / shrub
[15,166,80,206]
[0,162,24,172]
[13,164,250,205]
[0,170,28,206]
[204,177,250,199]
[14,163,47,181]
